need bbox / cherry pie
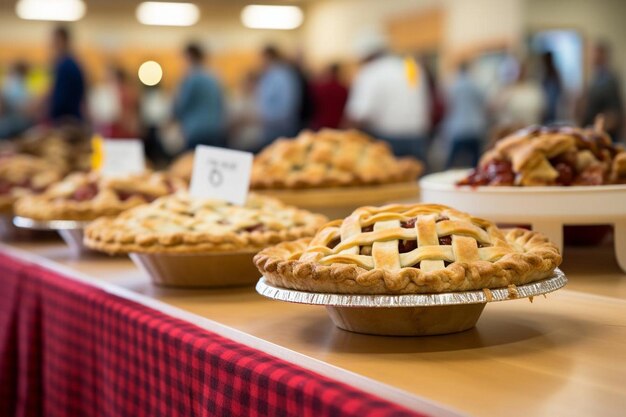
[84,193,327,254]
[459,123,626,186]
[14,171,184,221]
[254,204,561,294]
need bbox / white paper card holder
[189,146,253,206]
[99,139,146,176]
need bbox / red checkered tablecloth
[0,251,431,417]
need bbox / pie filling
[458,125,623,186]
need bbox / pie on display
[17,126,92,173]
[84,193,328,255]
[251,129,423,189]
[14,171,184,221]
[458,123,626,186]
[0,154,64,213]
[255,204,562,294]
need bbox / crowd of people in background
[0,25,624,170]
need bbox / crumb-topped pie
[254,204,561,294]
[14,171,184,221]
[0,154,64,213]
[251,129,423,189]
[84,193,327,254]
[458,122,626,186]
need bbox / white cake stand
[420,170,626,272]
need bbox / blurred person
[540,51,563,123]
[255,45,301,149]
[582,42,623,142]
[492,60,545,127]
[111,67,140,138]
[345,30,430,159]
[49,25,86,123]
[228,71,263,151]
[309,63,348,130]
[141,84,172,165]
[89,66,121,137]
[420,56,445,137]
[442,61,487,169]
[0,61,34,138]
[173,42,226,150]
[290,51,313,131]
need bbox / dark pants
[376,134,427,161]
[445,137,481,169]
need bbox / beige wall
[303,0,524,68]
[525,0,626,98]
[0,2,304,90]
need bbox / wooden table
[4,239,626,417]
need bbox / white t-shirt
[346,55,430,137]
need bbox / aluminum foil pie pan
[130,251,261,288]
[1,214,56,241]
[256,269,567,336]
[12,216,92,254]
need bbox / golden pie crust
[169,151,194,183]
[254,204,561,294]
[251,129,423,189]
[0,154,64,213]
[459,123,626,186]
[14,171,184,221]
[84,193,328,254]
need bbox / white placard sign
[100,139,146,176]
[189,146,253,205]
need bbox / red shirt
[309,78,348,130]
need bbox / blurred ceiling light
[15,0,86,21]
[138,61,163,86]
[241,5,303,30]
[136,2,200,26]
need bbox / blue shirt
[443,72,487,141]
[174,68,225,147]
[256,63,301,143]
[50,54,85,121]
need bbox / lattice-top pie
[458,123,626,186]
[84,193,327,254]
[254,204,561,294]
[14,171,185,221]
[251,129,423,189]
[0,154,64,213]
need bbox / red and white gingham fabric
[0,251,430,417]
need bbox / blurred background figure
[345,30,430,159]
[142,84,172,166]
[88,65,120,137]
[442,61,487,169]
[49,25,85,123]
[290,50,313,132]
[493,60,545,128]
[173,42,225,150]
[309,63,348,130]
[0,61,34,138]
[228,71,262,151]
[540,51,563,123]
[421,56,446,139]
[255,45,301,150]
[582,41,624,142]
[110,67,140,138]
